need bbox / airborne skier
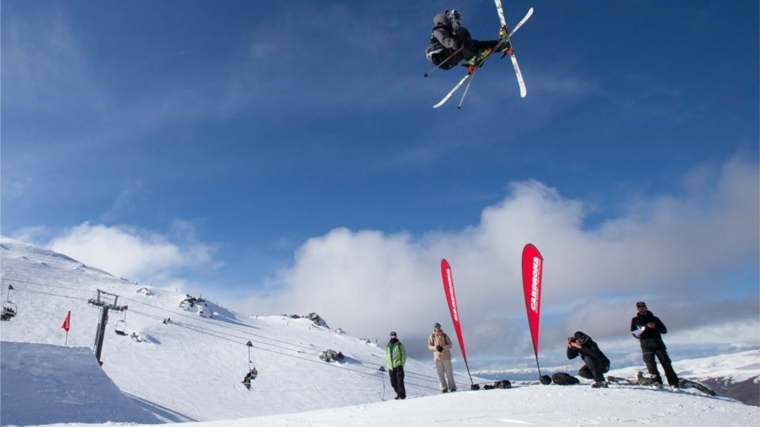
[425,9,511,70]
[429,2,533,108]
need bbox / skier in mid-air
[425,9,511,70]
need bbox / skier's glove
[436,345,443,352]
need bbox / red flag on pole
[440,259,476,387]
[521,244,544,360]
[61,310,71,332]
[440,259,467,363]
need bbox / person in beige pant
[427,322,456,393]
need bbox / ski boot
[498,26,513,56]
[466,48,493,72]
[591,381,609,388]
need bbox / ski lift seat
[2,301,17,319]
[115,319,127,335]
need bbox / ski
[434,73,471,108]
[508,54,527,98]
[495,0,530,97]
[606,375,639,386]
[606,373,718,397]
[679,378,717,396]
[433,6,533,108]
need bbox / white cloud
[239,154,759,358]
[46,222,219,282]
[10,226,50,246]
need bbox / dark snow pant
[461,40,500,61]
[578,356,608,383]
[642,346,679,387]
[389,366,406,399]
[433,40,500,70]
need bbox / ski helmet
[446,9,463,30]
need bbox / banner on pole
[521,244,544,358]
[440,259,468,364]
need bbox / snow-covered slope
[3,339,759,427]
[1,342,162,426]
[0,236,461,422]
[1,236,758,427]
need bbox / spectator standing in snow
[385,331,407,400]
[631,301,679,388]
[428,322,456,393]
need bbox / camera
[568,337,577,342]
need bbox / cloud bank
[240,154,759,358]
[10,155,756,362]
[40,222,219,283]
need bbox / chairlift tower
[88,290,128,364]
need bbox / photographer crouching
[567,331,610,388]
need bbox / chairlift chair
[1,285,17,320]
[245,341,259,382]
[1,301,17,320]
[114,320,127,335]
[114,310,127,335]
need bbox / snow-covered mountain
[1,236,758,426]
[0,236,459,422]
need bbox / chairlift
[1,285,17,321]
[114,311,127,336]
[242,341,258,390]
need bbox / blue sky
[2,1,758,355]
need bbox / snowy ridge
[1,236,759,426]
[0,236,474,423]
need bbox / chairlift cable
[1,280,444,387]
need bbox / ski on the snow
[606,372,718,397]
[433,4,533,108]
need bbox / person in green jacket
[385,331,407,400]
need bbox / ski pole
[457,69,478,109]
[423,46,464,77]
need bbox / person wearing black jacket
[566,331,610,388]
[424,9,508,70]
[631,301,679,388]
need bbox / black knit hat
[390,331,397,337]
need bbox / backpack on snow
[552,372,580,385]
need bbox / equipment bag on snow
[552,372,580,385]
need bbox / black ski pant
[389,366,406,399]
[461,40,501,61]
[642,347,679,387]
[578,356,608,383]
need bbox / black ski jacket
[426,11,473,52]
[630,310,668,350]
[566,332,610,369]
